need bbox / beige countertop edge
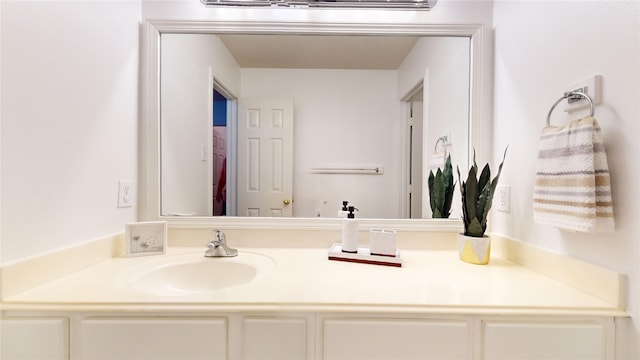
[0,302,628,317]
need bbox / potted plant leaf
[456,148,507,264]
[428,154,455,218]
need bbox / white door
[237,99,294,217]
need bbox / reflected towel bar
[310,166,384,175]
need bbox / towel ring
[546,91,595,126]
[434,135,448,152]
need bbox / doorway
[211,80,237,216]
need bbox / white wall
[492,1,640,357]
[1,0,140,264]
[161,34,240,216]
[241,68,400,218]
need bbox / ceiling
[217,34,420,70]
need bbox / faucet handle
[213,229,226,244]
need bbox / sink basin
[126,251,275,296]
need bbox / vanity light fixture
[200,0,438,10]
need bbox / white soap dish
[328,243,402,267]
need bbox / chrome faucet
[204,230,238,257]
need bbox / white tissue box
[369,229,397,257]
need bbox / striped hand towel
[533,116,614,232]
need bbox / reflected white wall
[398,36,470,219]
[241,68,400,218]
[161,34,241,216]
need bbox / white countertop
[1,245,626,316]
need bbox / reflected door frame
[402,79,426,219]
[212,79,238,216]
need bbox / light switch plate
[118,181,134,208]
[125,221,167,257]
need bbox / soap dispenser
[341,206,359,253]
[338,201,349,218]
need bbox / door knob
[283,199,291,206]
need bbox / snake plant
[457,148,507,237]
[428,154,455,218]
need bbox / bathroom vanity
[1,310,617,359]
[0,228,626,359]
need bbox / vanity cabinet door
[481,319,612,360]
[1,317,69,360]
[322,317,472,360]
[242,316,311,359]
[77,317,227,359]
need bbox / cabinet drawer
[243,316,309,359]
[323,317,471,360]
[78,317,227,359]
[1,317,69,360]
[482,319,608,360]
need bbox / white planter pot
[457,233,491,265]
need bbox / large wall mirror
[141,20,489,228]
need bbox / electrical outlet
[118,181,134,208]
[496,185,511,213]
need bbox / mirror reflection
[161,33,470,219]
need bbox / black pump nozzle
[347,205,358,219]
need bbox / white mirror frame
[140,19,492,231]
